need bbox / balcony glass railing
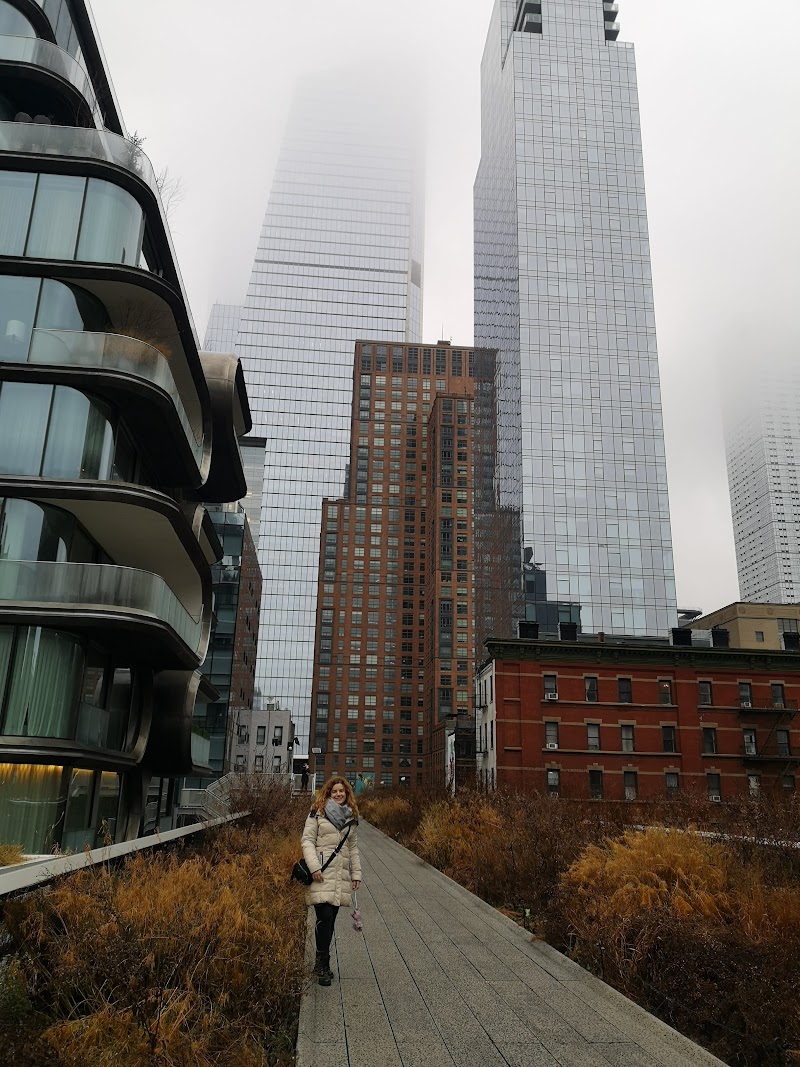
[0,34,101,124]
[191,731,211,768]
[0,120,197,342]
[0,560,202,654]
[28,329,203,464]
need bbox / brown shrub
[0,842,25,866]
[5,824,307,1067]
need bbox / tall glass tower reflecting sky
[475,0,677,637]
[725,368,800,604]
[228,75,424,740]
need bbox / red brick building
[309,341,494,789]
[477,634,800,799]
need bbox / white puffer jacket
[301,812,361,908]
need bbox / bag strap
[318,821,353,875]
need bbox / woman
[300,776,362,986]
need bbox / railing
[0,813,247,900]
[190,732,211,768]
[0,34,102,125]
[0,560,202,653]
[27,328,203,464]
[738,699,798,713]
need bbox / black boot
[314,953,333,985]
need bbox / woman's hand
[312,871,324,883]
[351,880,360,891]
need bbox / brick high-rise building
[310,342,495,789]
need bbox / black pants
[314,903,339,958]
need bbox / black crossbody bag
[291,820,353,886]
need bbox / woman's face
[330,783,347,805]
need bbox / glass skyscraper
[226,75,424,741]
[725,368,800,603]
[475,0,677,637]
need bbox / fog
[90,0,800,615]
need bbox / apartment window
[702,727,718,755]
[621,725,634,753]
[545,721,559,749]
[274,725,284,743]
[707,773,721,800]
[755,631,765,643]
[748,774,760,797]
[588,769,603,799]
[743,728,757,757]
[771,683,786,708]
[738,682,752,707]
[543,674,558,698]
[587,723,600,751]
[783,775,796,792]
[235,755,246,771]
[272,756,281,772]
[623,771,638,801]
[256,725,266,745]
[584,676,598,702]
[661,726,678,754]
[546,769,560,796]
[254,755,264,771]
[237,724,247,742]
[777,729,791,757]
[657,679,673,705]
[618,678,632,704]
[698,680,713,706]
[665,772,680,795]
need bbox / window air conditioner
[546,742,559,750]
[740,701,752,708]
[545,692,559,701]
[709,794,721,803]
[774,702,785,709]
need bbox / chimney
[671,628,693,648]
[518,621,539,640]
[711,628,730,649]
[559,621,578,642]
[597,631,605,643]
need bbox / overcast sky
[90,0,800,617]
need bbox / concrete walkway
[296,822,727,1067]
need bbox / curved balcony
[0,559,202,657]
[0,119,158,202]
[0,33,101,125]
[27,328,204,467]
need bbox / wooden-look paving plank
[295,822,729,1067]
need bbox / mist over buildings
[88,0,800,616]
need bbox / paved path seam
[295,821,728,1067]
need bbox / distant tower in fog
[217,74,425,741]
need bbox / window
[698,680,712,706]
[235,754,246,771]
[783,775,796,792]
[256,725,266,745]
[254,755,264,771]
[702,727,717,755]
[707,773,721,800]
[621,725,634,753]
[755,631,765,643]
[617,677,632,704]
[584,676,598,702]
[738,682,752,707]
[661,726,677,753]
[543,674,557,697]
[545,721,559,749]
[272,756,281,772]
[777,729,791,757]
[273,725,283,744]
[546,769,560,796]
[623,771,638,801]
[587,723,600,751]
[743,728,757,757]
[237,724,247,742]
[665,772,680,795]
[748,774,760,797]
[657,679,673,705]
[588,769,603,799]
[771,683,786,709]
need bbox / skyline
[88,0,800,617]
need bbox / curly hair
[313,775,359,818]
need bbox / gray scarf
[324,797,352,830]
